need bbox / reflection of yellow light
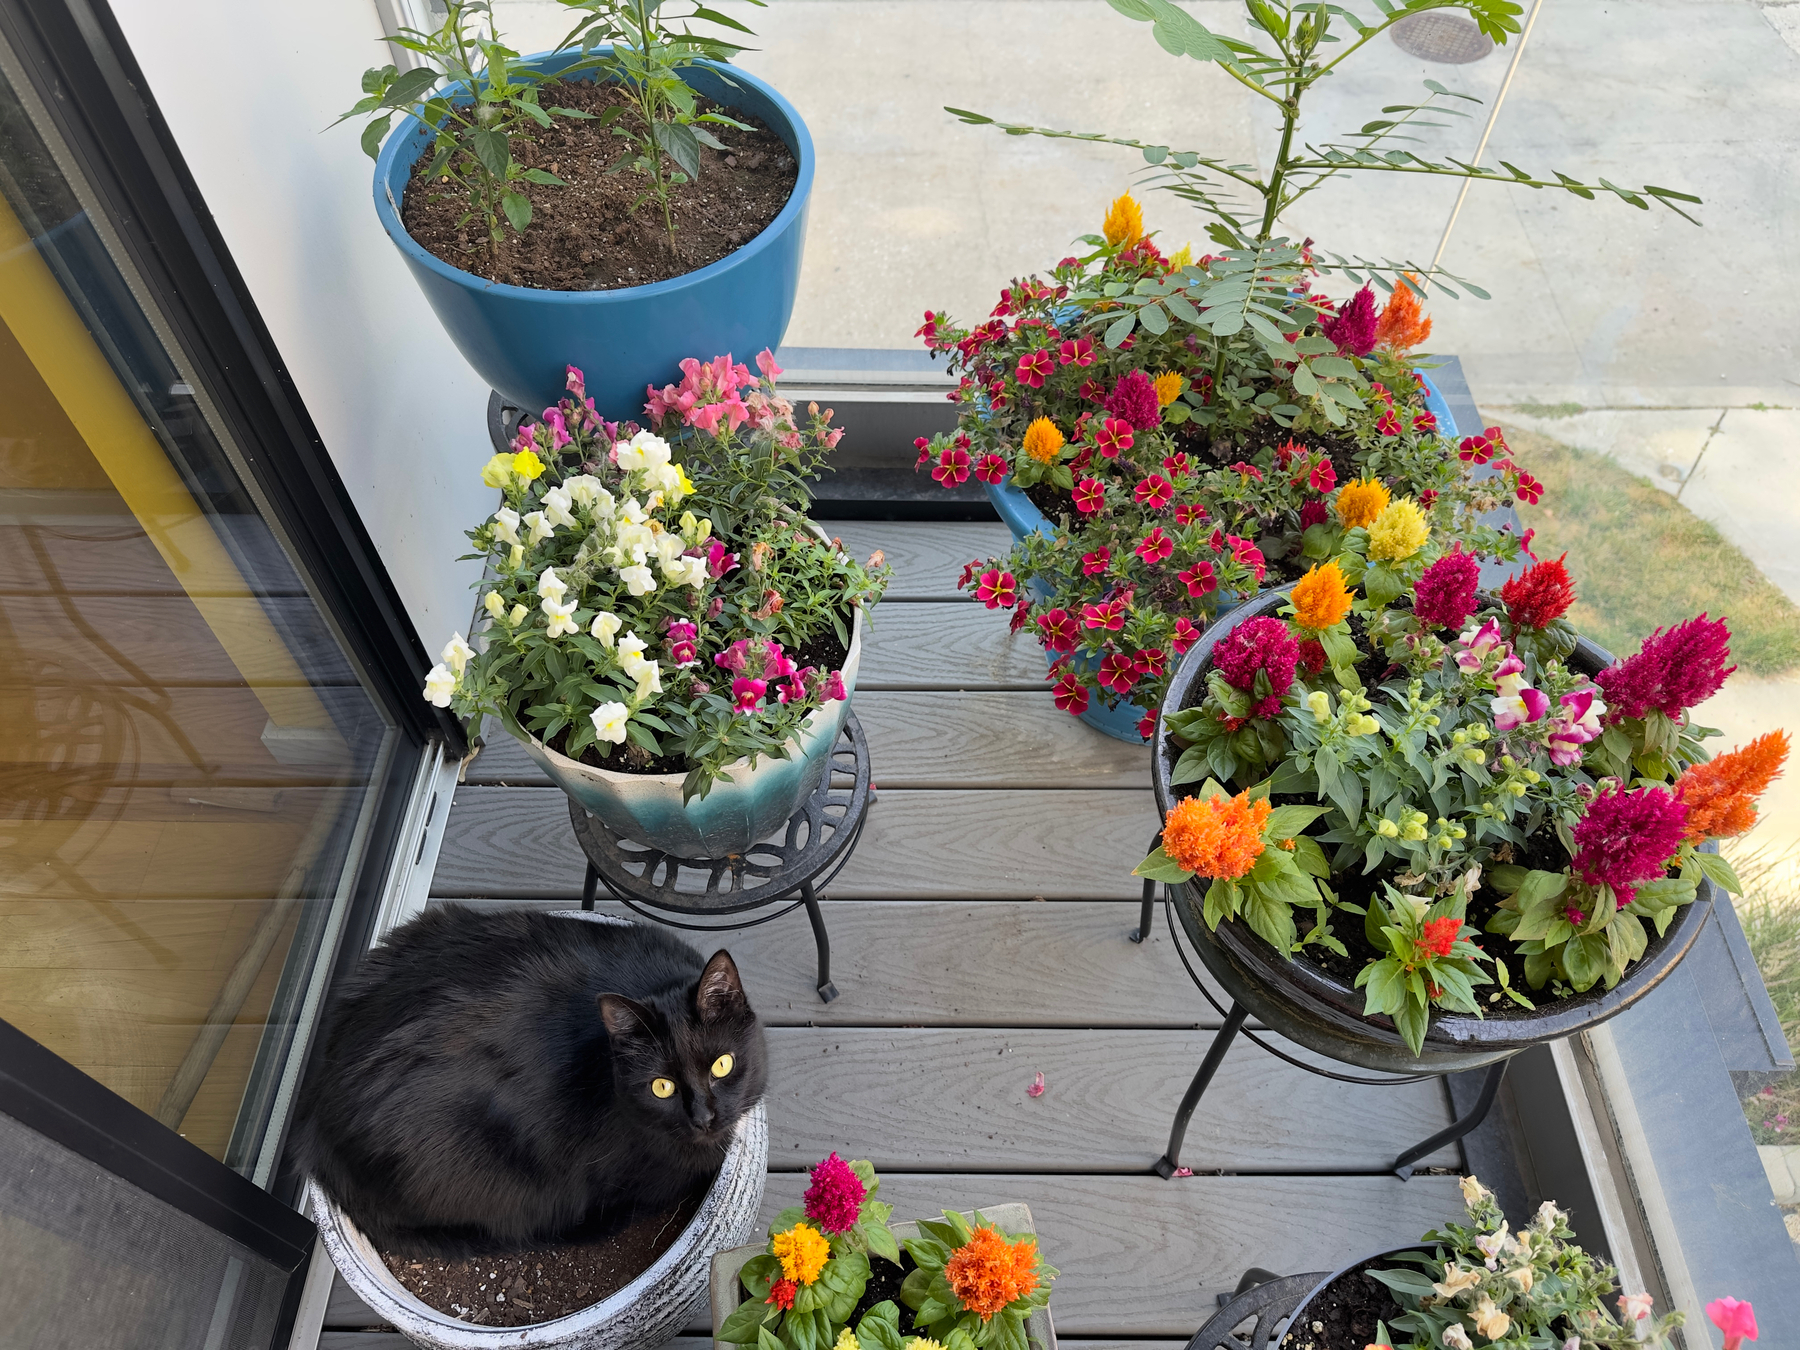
[0,192,328,729]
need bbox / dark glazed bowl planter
[1151,589,1716,1075]
[1276,1247,1427,1350]
[373,48,813,418]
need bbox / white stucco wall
[109,0,491,662]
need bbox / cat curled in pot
[291,906,767,1256]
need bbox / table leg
[1155,1001,1249,1179]
[802,882,838,1004]
[1392,1058,1507,1179]
[582,863,598,912]
[1132,829,1162,943]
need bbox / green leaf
[1562,933,1609,992]
[1264,803,1329,839]
[1692,849,1742,893]
[378,65,439,109]
[865,1220,901,1264]
[654,120,703,178]
[501,190,532,233]
[471,126,511,181]
[1133,844,1193,883]
[360,113,395,161]
[1365,1267,1437,1299]
[1242,885,1299,952]
[757,1327,784,1350]
[521,167,565,186]
[1105,311,1137,348]
[720,1297,777,1343]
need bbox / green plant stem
[1258,99,1300,242]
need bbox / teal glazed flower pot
[373,49,814,418]
[512,607,861,859]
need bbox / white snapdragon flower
[508,602,529,626]
[679,556,710,589]
[537,567,568,602]
[645,461,682,495]
[654,532,686,566]
[634,663,662,699]
[589,611,621,647]
[610,522,653,565]
[423,663,456,707]
[619,564,656,596]
[541,486,578,530]
[491,507,521,546]
[590,701,629,745]
[618,496,648,526]
[563,475,612,517]
[523,510,555,545]
[616,632,650,671]
[440,632,475,674]
[1441,1326,1472,1350]
[542,597,579,638]
[614,430,672,471]
[484,591,507,621]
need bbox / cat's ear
[695,950,748,1022]
[598,993,655,1040]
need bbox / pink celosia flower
[1414,548,1481,631]
[1105,370,1163,430]
[1059,337,1094,367]
[1036,608,1078,653]
[1098,652,1140,695]
[1571,785,1688,908]
[1137,528,1174,564]
[1299,500,1329,531]
[1095,418,1135,458]
[1083,598,1127,631]
[732,677,767,712]
[1454,618,1506,672]
[974,454,1009,485]
[1135,475,1174,509]
[1082,546,1111,576]
[1073,478,1107,515]
[1320,285,1378,356]
[1297,639,1326,675]
[1052,673,1090,715]
[1708,1297,1758,1349]
[1175,503,1209,527]
[933,445,972,486]
[1015,350,1054,388]
[1172,616,1202,654]
[1595,614,1735,722]
[801,1152,866,1234]
[1212,617,1300,718]
[1309,459,1338,493]
[1177,561,1217,597]
[975,569,1017,609]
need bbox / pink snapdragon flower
[731,677,766,712]
[1492,684,1551,732]
[1546,687,1607,765]
[1708,1297,1758,1348]
[755,348,783,381]
[1454,619,1506,672]
[665,620,699,668]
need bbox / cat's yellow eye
[651,1078,676,1099]
[711,1054,735,1078]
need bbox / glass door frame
[0,0,468,1338]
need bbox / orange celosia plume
[1336,477,1391,530]
[1675,731,1789,843]
[945,1226,1041,1321]
[1163,792,1271,879]
[1022,416,1065,463]
[1291,560,1354,631]
[1373,275,1433,353]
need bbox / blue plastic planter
[982,370,1457,743]
[373,49,814,418]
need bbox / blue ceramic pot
[980,370,1457,743]
[373,49,814,418]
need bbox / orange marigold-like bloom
[1336,477,1391,530]
[1291,560,1353,631]
[1152,371,1185,407]
[1373,275,1433,354]
[944,1226,1041,1321]
[1103,193,1144,248]
[1022,416,1065,464]
[1675,731,1789,843]
[1163,792,1271,879]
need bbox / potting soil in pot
[380,1190,702,1328]
[1278,1257,1405,1350]
[400,80,797,291]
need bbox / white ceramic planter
[511,602,863,860]
[309,913,770,1350]
[707,1202,1057,1350]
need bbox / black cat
[291,906,767,1256]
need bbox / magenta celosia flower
[1413,548,1482,631]
[1095,418,1134,458]
[1036,608,1078,653]
[1172,616,1202,654]
[1595,614,1735,721]
[1105,370,1163,430]
[1570,784,1688,907]
[801,1152,866,1234]
[1299,499,1329,531]
[1320,285,1378,357]
[1211,617,1299,718]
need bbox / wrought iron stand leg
[802,882,838,1004]
[1155,1001,1249,1179]
[582,862,598,912]
[1132,829,1162,943]
[1392,1058,1508,1180]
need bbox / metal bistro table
[567,713,873,1003]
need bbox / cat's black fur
[291,907,767,1256]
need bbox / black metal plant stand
[1135,835,1512,1181]
[1186,1268,1328,1350]
[567,712,874,1004]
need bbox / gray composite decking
[317,521,1469,1349]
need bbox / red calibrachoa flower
[1078,378,1106,402]
[1134,474,1174,508]
[932,445,971,485]
[1227,461,1265,482]
[1015,349,1054,387]
[1418,916,1461,959]
[1052,673,1090,715]
[973,453,1009,485]
[1136,713,1157,740]
[1177,561,1218,597]
[1098,652,1140,695]
[1413,410,1437,433]
[1513,469,1545,505]
[1081,546,1111,576]
[1227,534,1267,582]
[975,569,1017,609]
[1309,458,1337,493]
[1376,410,1402,437]
[1458,427,1503,464]
[913,435,932,468]
[1073,477,1107,515]
[1501,554,1576,632]
[1135,647,1167,679]
[1171,616,1203,654]
[1163,452,1194,477]
[1137,528,1174,564]
[1058,337,1094,366]
[1082,598,1127,631]
[1036,608,1078,652]
[1175,502,1209,526]
[1095,418,1134,458]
